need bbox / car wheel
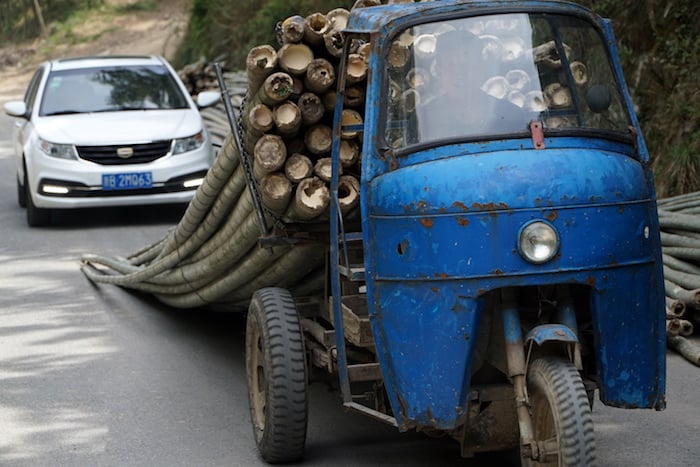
[17,175,27,208]
[25,179,51,227]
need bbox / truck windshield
[384,13,631,148]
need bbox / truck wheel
[245,287,307,463]
[524,357,596,467]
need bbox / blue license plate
[102,172,153,191]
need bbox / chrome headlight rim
[517,220,560,265]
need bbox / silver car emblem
[117,147,134,158]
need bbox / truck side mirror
[585,84,611,113]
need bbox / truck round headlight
[518,221,559,264]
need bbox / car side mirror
[585,85,612,113]
[196,91,221,109]
[4,100,29,119]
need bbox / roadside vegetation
[2,0,699,197]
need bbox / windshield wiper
[43,110,83,116]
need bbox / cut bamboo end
[406,67,429,89]
[246,45,278,95]
[339,139,360,167]
[305,58,336,94]
[260,172,293,214]
[327,8,350,32]
[297,92,325,126]
[273,101,302,138]
[344,86,365,108]
[278,43,315,76]
[545,82,572,108]
[341,109,363,139]
[666,297,686,319]
[285,153,314,183]
[338,175,360,214]
[357,41,371,62]
[352,0,381,9]
[324,29,345,58]
[286,176,330,221]
[413,33,437,58]
[346,53,368,85]
[253,134,287,179]
[245,104,274,136]
[304,124,333,155]
[679,319,694,337]
[569,61,588,85]
[388,41,409,68]
[304,12,329,45]
[667,318,682,337]
[313,157,340,183]
[279,15,306,44]
[257,72,295,106]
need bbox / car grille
[76,141,172,165]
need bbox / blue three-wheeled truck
[241,1,666,465]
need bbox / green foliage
[0,0,105,43]
[173,0,354,69]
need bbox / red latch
[530,120,545,150]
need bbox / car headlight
[38,138,77,160]
[172,131,205,155]
[518,220,559,264]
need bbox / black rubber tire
[17,175,27,208]
[525,357,596,467]
[25,175,51,227]
[245,287,308,463]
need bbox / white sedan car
[4,55,220,226]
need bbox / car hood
[34,109,202,145]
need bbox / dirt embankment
[0,0,190,103]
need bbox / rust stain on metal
[618,206,625,214]
[431,287,439,293]
[416,200,428,211]
[491,269,504,275]
[434,272,449,279]
[420,218,434,228]
[456,216,470,227]
[452,201,469,211]
[546,211,558,222]
[585,276,596,286]
[472,202,509,211]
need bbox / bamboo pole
[304,124,333,156]
[285,177,330,221]
[304,12,329,46]
[246,45,278,96]
[253,134,287,180]
[284,153,314,183]
[277,43,315,76]
[297,92,325,126]
[667,336,700,366]
[273,101,302,138]
[260,172,293,214]
[304,58,336,94]
[279,15,306,44]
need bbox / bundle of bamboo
[657,193,700,366]
[242,6,368,222]
[80,3,375,311]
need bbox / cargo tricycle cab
[246,0,666,464]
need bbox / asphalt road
[1,108,699,466]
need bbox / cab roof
[345,0,596,35]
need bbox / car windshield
[384,13,631,148]
[40,64,189,116]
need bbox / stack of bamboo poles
[240,3,375,223]
[658,192,700,366]
[178,58,220,95]
[79,3,377,310]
